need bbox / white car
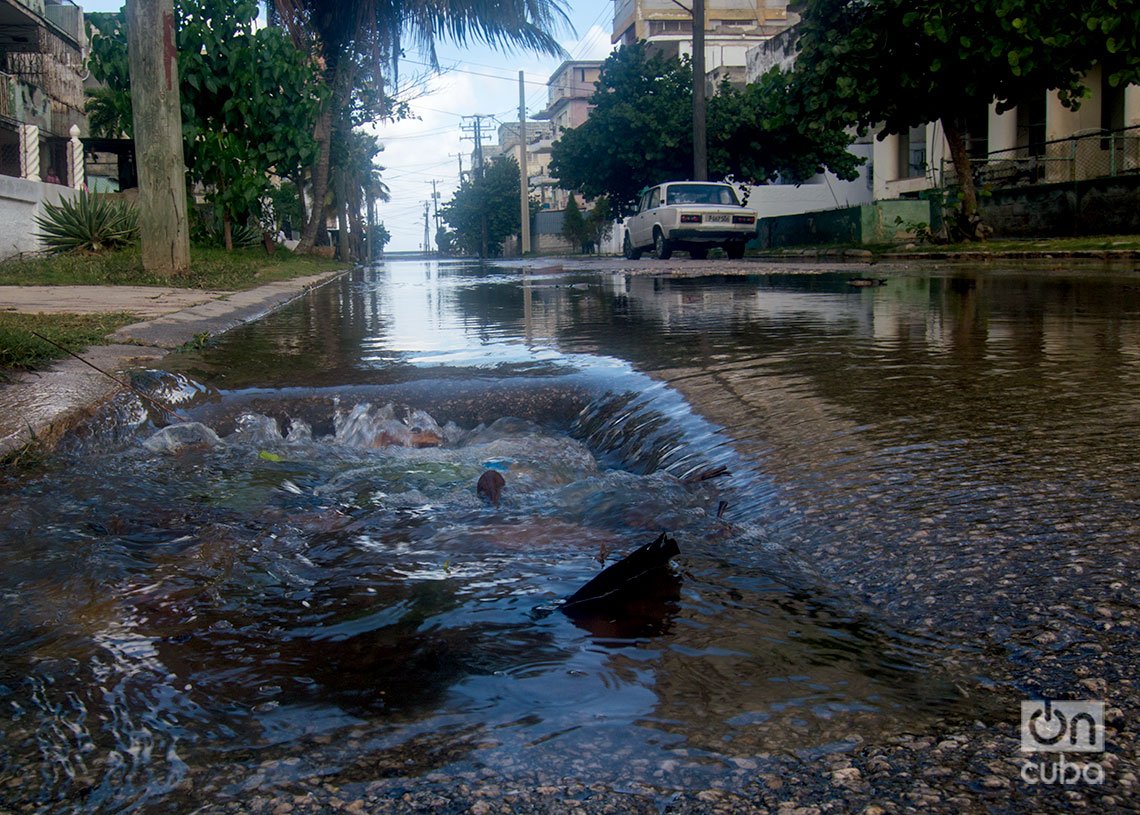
[622,181,756,260]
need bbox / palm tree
[271,0,570,256]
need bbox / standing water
[1,261,1137,814]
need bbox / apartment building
[1,0,86,181]
[613,0,797,90]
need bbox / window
[647,187,661,209]
[665,184,740,205]
[896,125,927,178]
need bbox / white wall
[0,175,80,260]
[744,141,874,218]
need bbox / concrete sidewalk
[0,271,347,458]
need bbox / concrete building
[745,26,1140,229]
[532,60,603,213]
[613,0,798,90]
[1,0,87,257]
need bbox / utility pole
[518,71,530,257]
[126,0,190,275]
[431,179,441,239]
[460,115,490,258]
[692,0,707,181]
[422,201,431,253]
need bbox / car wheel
[725,241,746,260]
[689,247,708,260]
[623,232,642,260]
[654,229,673,260]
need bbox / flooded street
[1,259,1138,814]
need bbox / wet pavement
[0,271,343,456]
[1,256,1138,815]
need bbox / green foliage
[34,190,139,254]
[85,0,327,248]
[549,44,860,214]
[549,45,695,214]
[370,223,392,251]
[190,210,262,249]
[560,196,590,252]
[586,196,614,252]
[788,0,1140,221]
[85,12,133,138]
[436,226,455,255]
[440,156,525,256]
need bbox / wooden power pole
[518,71,530,256]
[126,0,190,275]
[692,0,707,181]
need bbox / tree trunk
[294,171,307,233]
[126,0,190,275]
[941,117,984,240]
[223,211,233,251]
[335,164,350,261]
[348,178,365,261]
[365,193,376,261]
[297,103,332,253]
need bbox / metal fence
[943,125,1140,190]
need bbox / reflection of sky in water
[360,262,542,366]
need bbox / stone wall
[756,200,935,248]
[980,175,1140,237]
[0,174,79,259]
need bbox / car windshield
[665,184,739,206]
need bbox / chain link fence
[944,125,1140,190]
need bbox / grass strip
[0,312,139,375]
[0,246,345,290]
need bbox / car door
[627,189,652,249]
[633,187,660,248]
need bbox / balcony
[0,72,15,121]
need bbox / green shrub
[34,190,139,254]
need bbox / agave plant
[34,190,140,254]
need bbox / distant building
[746,25,1140,208]
[1,0,89,258]
[613,0,798,91]
[1,0,87,182]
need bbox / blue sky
[78,0,615,251]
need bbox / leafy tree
[440,156,524,257]
[586,195,614,253]
[86,0,326,250]
[549,43,861,214]
[270,0,571,255]
[787,0,1140,237]
[435,226,455,255]
[549,45,694,214]
[560,196,590,252]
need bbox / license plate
[707,214,730,223]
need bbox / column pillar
[872,130,898,200]
[68,124,85,190]
[1124,85,1140,128]
[988,102,1019,155]
[19,123,40,181]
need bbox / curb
[0,269,349,460]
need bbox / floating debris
[476,469,506,506]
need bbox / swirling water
[1,260,1137,812]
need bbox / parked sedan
[622,181,757,260]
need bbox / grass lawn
[0,311,139,378]
[889,234,1140,255]
[0,245,346,374]
[0,245,345,290]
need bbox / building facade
[1,0,87,258]
[613,0,797,90]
